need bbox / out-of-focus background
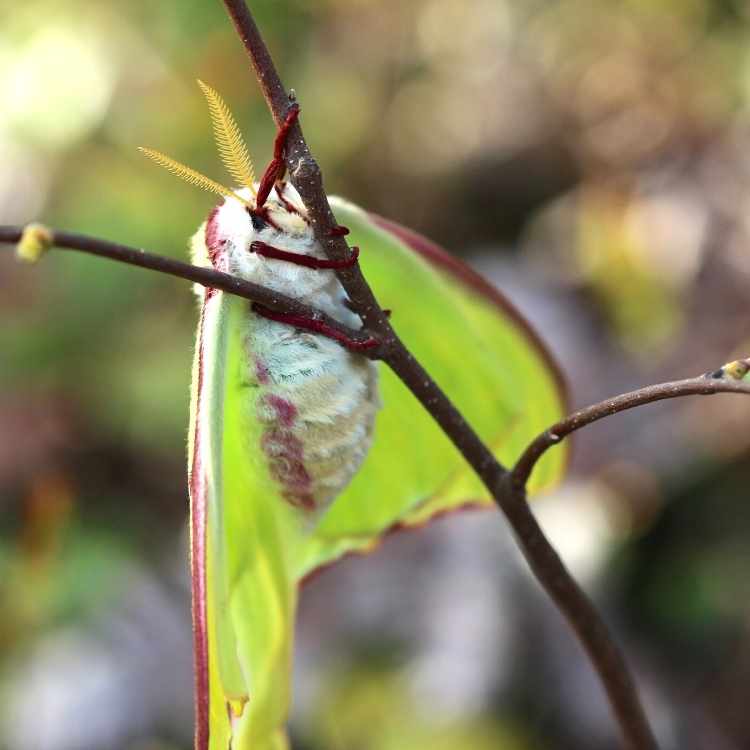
[2,1,750,748]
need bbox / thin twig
[0,226,377,355]
[221,2,659,748]
[221,0,392,334]
[512,374,750,486]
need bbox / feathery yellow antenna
[138,147,253,208]
[197,80,257,195]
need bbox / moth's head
[204,183,311,275]
[140,80,312,273]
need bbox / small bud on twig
[17,223,53,263]
[720,358,750,380]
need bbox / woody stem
[0,226,379,355]
[221,1,659,748]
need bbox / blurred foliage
[307,666,531,750]
[2,0,750,748]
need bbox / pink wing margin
[368,212,568,404]
[189,295,211,750]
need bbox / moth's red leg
[272,104,301,162]
[274,181,306,219]
[256,104,300,210]
[251,241,359,270]
[251,303,378,352]
[328,225,350,237]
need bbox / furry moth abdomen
[250,316,378,510]
[193,184,380,512]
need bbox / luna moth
[137,81,567,750]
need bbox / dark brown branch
[222,3,659,748]
[0,226,378,355]
[512,373,750,487]
[221,0,391,335]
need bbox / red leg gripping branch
[251,241,359,270]
[250,105,375,352]
[251,303,379,352]
[256,104,300,210]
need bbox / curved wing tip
[365,211,569,411]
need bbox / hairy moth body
[192,184,379,513]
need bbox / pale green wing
[189,203,568,748]
[299,199,568,576]
[191,289,302,750]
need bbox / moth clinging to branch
[139,80,566,749]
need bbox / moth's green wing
[191,290,301,750]
[189,203,568,748]
[299,199,568,577]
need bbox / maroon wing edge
[189,297,211,750]
[368,212,569,407]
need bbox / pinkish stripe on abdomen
[257,386,316,511]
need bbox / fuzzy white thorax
[192,184,360,328]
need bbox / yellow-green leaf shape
[189,198,568,749]
[300,199,567,575]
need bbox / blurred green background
[3,1,750,748]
